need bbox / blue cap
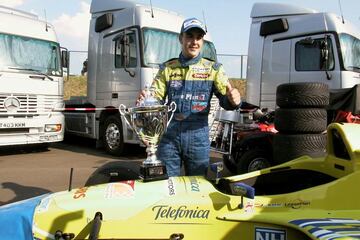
[180,18,206,34]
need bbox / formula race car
[1,123,360,240]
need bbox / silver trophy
[119,87,176,182]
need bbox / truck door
[98,28,140,108]
[289,34,341,89]
[260,38,291,109]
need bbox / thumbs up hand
[226,83,241,107]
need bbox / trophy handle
[119,104,133,130]
[167,102,177,127]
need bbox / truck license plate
[0,122,26,128]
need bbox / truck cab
[0,5,65,146]
[246,3,360,109]
[65,0,217,155]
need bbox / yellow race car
[1,123,359,240]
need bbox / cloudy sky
[0,0,359,76]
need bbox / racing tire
[85,161,140,186]
[236,148,272,174]
[274,108,327,133]
[273,133,327,164]
[102,115,124,156]
[276,82,329,108]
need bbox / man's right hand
[136,90,146,106]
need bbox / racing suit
[152,53,240,176]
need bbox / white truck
[246,2,360,109]
[0,6,66,146]
[64,0,218,155]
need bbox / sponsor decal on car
[73,187,89,199]
[152,205,210,220]
[104,181,135,199]
[167,177,176,196]
[189,177,200,192]
[289,218,360,239]
[284,199,310,209]
[255,227,286,240]
[255,202,282,208]
[36,196,52,213]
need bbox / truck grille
[0,94,63,117]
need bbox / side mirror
[120,35,131,67]
[320,39,329,70]
[229,182,255,209]
[61,48,69,68]
[119,33,135,77]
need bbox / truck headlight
[45,124,62,132]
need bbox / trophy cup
[119,87,176,182]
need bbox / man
[138,17,241,176]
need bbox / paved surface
[0,137,145,206]
[0,137,225,206]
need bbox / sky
[0,0,359,76]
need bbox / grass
[64,75,246,100]
[64,75,87,100]
[229,78,246,98]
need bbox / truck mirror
[61,48,69,68]
[320,39,329,69]
[120,33,135,77]
[120,35,131,67]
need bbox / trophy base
[140,163,168,182]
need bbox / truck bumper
[0,114,64,145]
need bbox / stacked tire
[273,82,329,164]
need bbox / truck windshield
[339,33,360,72]
[143,28,217,66]
[0,33,62,76]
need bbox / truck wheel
[85,161,140,186]
[273,133,327,164]
[275,108,327,133]
[276,82,329,108]
[237,149,271,173]
[103,115,124,156]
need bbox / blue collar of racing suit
[179,52,202,67]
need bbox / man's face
[180,28,204,59]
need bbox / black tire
[102,115,124,156]
[273,133,327,164]
[237,149,272,174]
[275,108,327,133]
[276,82,329,108]
[85,161,140,186]
[222,154,237,174]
